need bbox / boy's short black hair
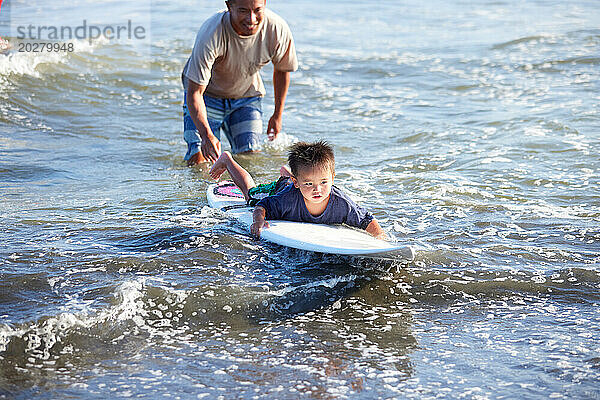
[288,140,335,177]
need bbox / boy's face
[291,165,334,206]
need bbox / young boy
[209,141,387,239]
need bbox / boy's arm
[365,219,388,240]
[251,206,270,238]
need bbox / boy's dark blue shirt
[256,184,374,230]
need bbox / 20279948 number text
[18,42,74,52]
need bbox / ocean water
[1,0,599,398]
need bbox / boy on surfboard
[209,141,387,240]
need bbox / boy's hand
[251,220,270,238]
[374,232,389,241]
[366,219,388,240]
[251,206,269,238]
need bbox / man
[182,0,298,165]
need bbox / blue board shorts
[247,176,292,206]
[183,92,263,160]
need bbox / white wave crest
[0,278,188,359]
[0,37,107,78]
[261,132,299,151]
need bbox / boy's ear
[290,176,299,188]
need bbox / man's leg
[222,97,263,154]
[183,93,225,165]
[209,152,256,200]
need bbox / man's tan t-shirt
[183,9,298,99]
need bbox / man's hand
[267,114,282,140]
[201,132,222,164]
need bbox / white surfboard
[207,182,414,261]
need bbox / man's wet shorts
[183,93,263,160]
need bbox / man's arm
[266,69,291,140]
[366,219,388,240]
[187,80,221,164]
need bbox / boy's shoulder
[256,182,298,205]
[330,185,359,205]
[271,181,296,198]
